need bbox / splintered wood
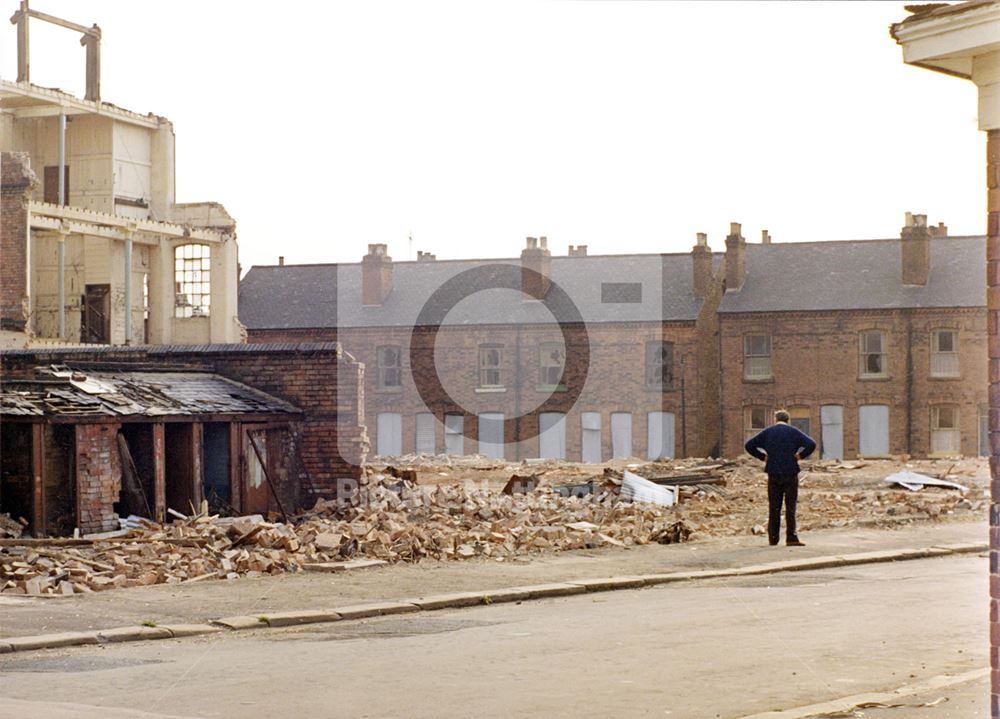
[0,456,988,596]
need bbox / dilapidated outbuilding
[1,343,368,536]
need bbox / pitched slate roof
[1,370,300,419]
[239,253,721,329]
[717,236,985,314]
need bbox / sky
[0,1,984,273]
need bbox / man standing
[745,409,817,547]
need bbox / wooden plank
[152,423,165,523]
[228,422,242,514]
[31,424,44,537]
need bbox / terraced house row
[239,215,987,463]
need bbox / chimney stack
[362,243,393,305]
[278,256,285,266]
[521,236,552,300]
[901,212,930,286]
[761,230,771,245]
[724,222,746,291]
[692,232,713,299]
[928,221,948,238]
[417,250,436,262]
[568,245,588,257]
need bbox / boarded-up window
[478,413,505,459]
[581,412,602,463]
[647,411,675,459]
[415,413,435,454]
[611,412,632,459]
[538,412,566,460]
[860,331,886,377]
[743,335,771,380]
[930,405,960,455]
[44,166,70,205]
[930,330,959,378]
[376,413,402,457]
[859,405,890,456]
[444,414,464,455]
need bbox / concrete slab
[932,542,988,554]
[96,626,172,643]
[566,576,648,592]
[332,601,420,620]
[511,583,588,599]
[478,587,535,604]
[0,642,13,653]
[211,616,267,631]
[259,610,342,627]
[407,591,492,610]
[8,632,99,651]
[161,624,223,638]
[302,559,389,573]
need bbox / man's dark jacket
[745,422,817,475]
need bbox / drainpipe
[124,226,134,345]
[680,356,687,458]
[905,310,914,456]
[514,323,522,461]
[57,111,66,338]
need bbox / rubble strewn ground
[0,455,987,596]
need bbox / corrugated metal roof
[1,370,301,419]
[238,253,721,329]
[718,236,985,314]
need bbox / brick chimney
[724,222,746,291]
[417,250,436,262]
[568,245,588,257]
[278,256,285,266]
[761,230,772,245]
[928,221,948,238]
[901,212,930,286]
[362,243,393,305]
[521,236,551,300]
[692,232,713,299]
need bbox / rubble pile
[0,456,988,596]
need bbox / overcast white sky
[0,1,983,272]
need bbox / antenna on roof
[408,231,413,261]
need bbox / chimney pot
[278,256,285,266]
[417,250,436,261]
[526,237,538,249]
[521,235,552,300]
[692,234,713,298]
[696,232,708,247]
[568,245,588,257]
[729,222,741,236]
[761,230,771,245]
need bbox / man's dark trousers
[767,473,799,544]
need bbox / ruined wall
[74,422,121,534]
[1,152,36,331]
[719,307,988,458]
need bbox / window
[538,343,565,388]
[744,406,769,443]
[645,341,674,388]
[479,344,503,388]
[930,330,959,378]
[743,334,772,380]
[789,407,810,437]
[860,331,886,377]
[980,406,990,458]
[930,405,960,455]
[174,244,211,318]
[376,346,402,389]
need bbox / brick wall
[74,422,122,534]
[986,128,999,716]
[1,152,36,331]
[720,307,988,458]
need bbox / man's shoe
[768,538,779,546]
[786,538,805,547]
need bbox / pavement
[0,519,986,655]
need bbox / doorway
[81,284,110,344]
[202,423,231,513]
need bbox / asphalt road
[0,554,986,719]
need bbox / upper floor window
[538,343,565,389]
[479,344,503,388]
[930,329,959,378]
[645,341,674,388]
[174,244,210,318]
[743,334,772,380]
[930,405,960,455]
[376,346,402,389]
[744,405,769,443]
[859,330,886,378]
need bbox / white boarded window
[376,413,402,457]
[444,414,464,455]
[860,331,887,378]
[478,413,505,459]
[581,412,602,463]
[930,330,959,378]
[859,405,890,456]
[743,334,771,380]
[611,412,633,459]
[930,405,960,455]
[415,413,436,454]
[647,411,675,460]
[174,244,211,318]
[538,412,566,459]
[980,407,990,457]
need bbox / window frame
[645,340,675,389]
[478,344,504,389]
[859,330,887,379]
[929,329,960,378]
[173,244,211,318]
[743,405,770,443]
[538,342,566,390]
[375,345,403,390]
[930,405,961,456]
[743,334,772,381]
